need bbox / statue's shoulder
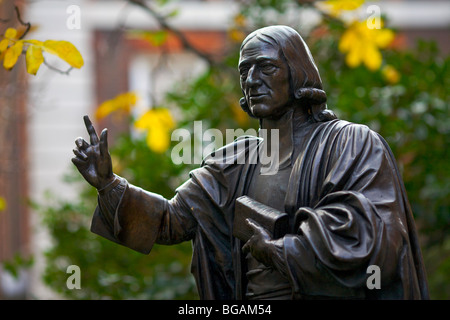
[201,135,262,167]
[318,119,379,139]
[317,119,390,157]
[188,135,260,191]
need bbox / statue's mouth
[249,93,268,100]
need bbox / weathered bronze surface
[72,25,429,300]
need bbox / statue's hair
[239,25,336,122]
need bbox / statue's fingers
[71,156,86,168]
[73,148,88,161]
[246,218,270,239]
[242,240,250,254]
[83,115,99,145]
[75,137,90,150]
[99,128,108,156]
[246,219,261,233]
[242,233,257,254]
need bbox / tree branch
[127,0,215,65]
[14,6,31,40]
[43,60,74,75]
[0,6,31,38]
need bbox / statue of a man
[72,25,429,300]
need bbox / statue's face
[239,37,291,119]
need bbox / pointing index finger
[84,115,99,145]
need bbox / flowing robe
[90,119,429,300]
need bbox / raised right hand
[71,115,114,190]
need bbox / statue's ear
[239,97,247,108]
[239,97,257,119]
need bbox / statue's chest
[246,165,292,212]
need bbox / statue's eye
[239,68,249,79]
[260,63,277,74]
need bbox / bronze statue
[72,25,429,300]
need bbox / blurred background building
[0,0,448,299]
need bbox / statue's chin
[250,103,288,121]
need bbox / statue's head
[238,25,336,122]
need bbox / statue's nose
[246,66,262,88]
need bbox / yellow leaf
[228,28,246,43]
[134,111,155,130]
[363,44,382,71]
[339,20,394,71]
[134,108,175,130]
[234,13,247,27]
[16,25,39,40]
[4,27,17,39]
[24,39,43,46]
[0,196,6,211]
[115,92,138,112]
[26,45,44,75]
[95,101,116,120]
[134,108,176,153]
[0,39,9,53]
[3,40,23,70]
[95,92,139,120]
[338,27,357,53]
[156,109,175,129]
[321,0,365,16]
[43,40,84,68]
[382,65,400,84]
[146,127,170,153]
[374,29,395,48]
[346,46,362,68]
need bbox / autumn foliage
[0,27,83,75]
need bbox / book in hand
[233,196,289,243]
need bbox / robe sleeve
[91,175,198,254]
[270,124,413,298]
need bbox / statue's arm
[72,116,197,254]
[90,175,198,254]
